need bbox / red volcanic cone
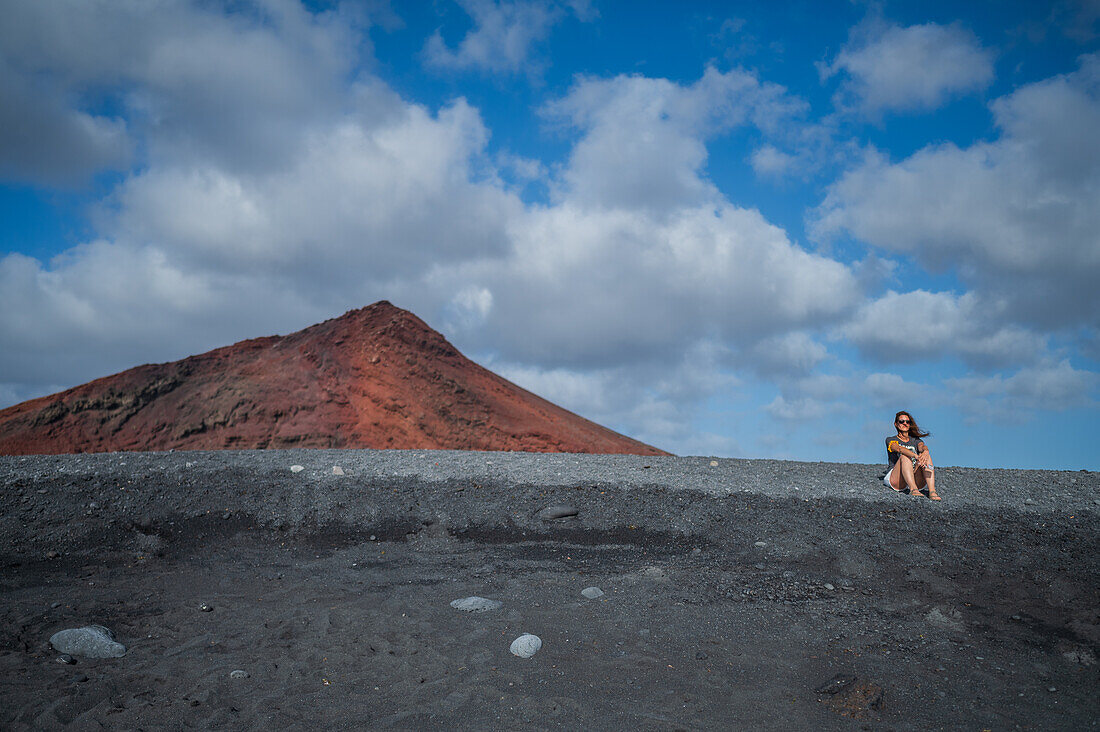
[0,301,668,456]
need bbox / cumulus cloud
[423,0,577,75]
[820,19,994,116]
[840,290,1047,368]
[813,54,1100,331]
[545,67,806,212]
[0,0,361,178]
[947,360,1099,420]
[0,61,132,185]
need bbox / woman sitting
[885,411,941,501]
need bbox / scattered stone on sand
[817,677,885,719]
[753,563,766,570]
[753,541,767,548]
[824,583,835,591]
[536,505,579,521]
[696,651,708,660]
[709,460,719,466]
[46,550,59,559]
[199,603,213,612]
[1063,647,1096,666]
[74,675,89,683]
[290,465,304,473]
[332,466,344,476]
[510,633,542,658]
[450,596,503,613]
[50,626,126,658]
[230,670,250,679]
[581,586,604,599]
[815,674,857,694]
[56,654,75,665]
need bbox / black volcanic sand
[1,451,1098,730]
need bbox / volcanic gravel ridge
[0,301,665,456]
[1,450,1097,729]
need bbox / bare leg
[898,458,921,495]
[922,465,940,500]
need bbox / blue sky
[1,0,1098,469]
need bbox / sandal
[927,489,942,501]
[905,487,922,496]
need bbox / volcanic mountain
[0,302,667,456]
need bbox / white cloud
[545,67,806,213]
[749,144,797,178]
[947,360,1099,419]
[820,19,994,116]
[0,0,361,179]
[840,290,1046,367]
[746,332,829,376]
[814,54,1100,331]
[422,0,569,75]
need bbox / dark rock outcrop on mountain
[0,301,666,455]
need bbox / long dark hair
[895,411,930,439]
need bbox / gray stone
[56,654,75,664]
[230,669,250,679]
[50,626,126,658]
[581,586,604,599]
[536,505,579,521]
[332,466,344,476]
[753,541,767,548]
[509,633,542,658]
[450,596,503,613]
[290,465,304,473]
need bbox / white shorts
[885,460,932,488]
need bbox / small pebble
[332,466,344,476]
[46,551,59,559]
[695,651,708,660]
[709,460,718,467]
[753,541,767,548]
[199,603,213,612]
[753,563,766,570]
[510,633,542,658]
[290,465,304,473]
[230,670,250,679]
[1048,686,1056,692]
[581,586,604,599]
[824,583,835,591]
[74,675,89,683]
[56,654,75,665]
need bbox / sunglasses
[896,418,910,424]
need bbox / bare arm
[888,439,928,464]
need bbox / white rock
[581,586,604,599]
[709,460,718,467]
[510,633,542,658]
[290,465,304,473]
[332,466,344,476]
[450,596,503,613]
[50,626,126,658]
[754,541,767,548]
[229,669,250,679]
